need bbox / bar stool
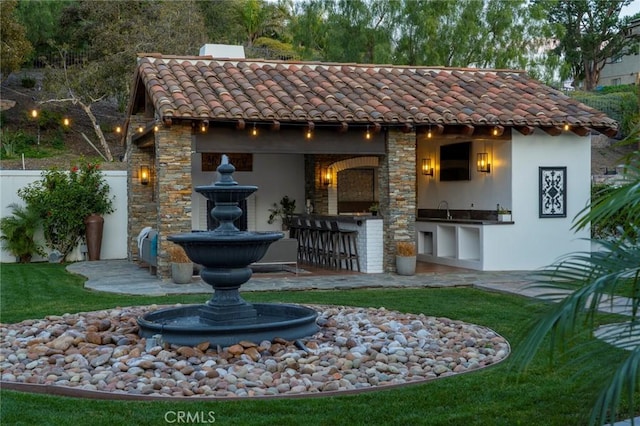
[298,217,313,264]
[291,217,306,264]
[330,221,361,271]
[317,220,333,267]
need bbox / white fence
[0,170,128,263]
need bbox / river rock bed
[0,304,509,398]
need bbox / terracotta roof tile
[135,56,618,131]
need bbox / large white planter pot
[396,255,416,276]
[171,262,194,284]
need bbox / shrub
[167,245,190,263]
[396,241,416,256]
[0,203,45,262]
[21,76,36,88]
[571,86,639,137]
[17,161,114,259]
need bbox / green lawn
[0,263,635,425]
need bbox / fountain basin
[138,303,319,347]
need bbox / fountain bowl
[138,303,319,347]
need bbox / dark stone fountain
[138,156,318,347]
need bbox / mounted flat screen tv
[440,141,471,181]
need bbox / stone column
[155,124,193,279]
[127,115,156,262]
[383,129,416,272]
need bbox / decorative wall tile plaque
[539,167,567,218]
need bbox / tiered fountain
[138,155,318,346]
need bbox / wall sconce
[477,153,491,173]
[421,158,434,176]
[322,167,333,186]
[140,165,150,185]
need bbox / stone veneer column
[155,124,193,279]
[127,115,156,262]
[383,129,416,272]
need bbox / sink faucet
[437,200,451,219]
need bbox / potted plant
[396,241,417,276]
[168,244,193,284]
[268,195,296,231]
[369,203,379,216]
[497,205,512,222]
[0,203,45,263]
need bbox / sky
[621,1,640,17]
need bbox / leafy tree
[513,125,640,425]
[240,0,291,47]
[539,0,638,90]
[38,0,208,162]
[15,0,71,60]
[289,0,328,60]
[0,0,33,82]
[198,0,246,45]
[394,0,546,69]
[321,0,397,64]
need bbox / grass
[0,263,636,425]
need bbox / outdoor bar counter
[295,214,383,273]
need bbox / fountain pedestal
[137,156,318,346]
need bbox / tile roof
[134,55,618,133]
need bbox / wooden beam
[460,124,474,136]
[514,126,535,136]
[236,119,245,130]
[570,126,591,137]
[541,126,562,136]
[270,120,280,131]
[338,122,348,133]
[401,123,413,133]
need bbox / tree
[0,0,33,82]
[321,0,397,64]
[38,0,208,162]
[15,0,71,60]
[513,126,640,425]
[394,0,546,69]
[540,0,638,90]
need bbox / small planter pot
[498,214,512,222]
[396,255,416,276]
[171,262,194,284]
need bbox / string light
[427,125,432,139]
[63,117,70,126]
[115,126,122,134]
[251,123,258,136]
[365,125,371,140]
[306,128,313,139]
[563,123,570,131]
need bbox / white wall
[191,153,306,231]
[0,170,128,263]
[417,138,512,211]
[501,129,591,269]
